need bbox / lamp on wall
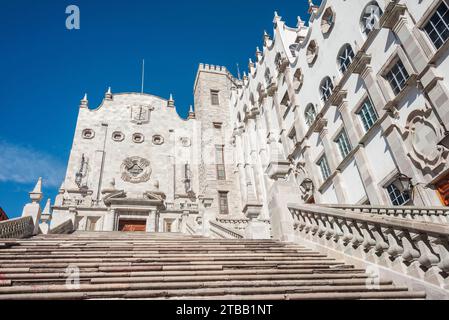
[396,173,413,194]
[300,178,314,193]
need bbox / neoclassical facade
[23,0,449,238]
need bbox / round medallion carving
[121,157,152,184]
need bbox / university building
[2,0,449,299]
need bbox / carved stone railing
[216,218,249,232]
[210,220,244,239]
[324,204,449,224]
[185,221,198,236]
[49,219,74,235]
[288,204,449,297]
[0,217,34,239]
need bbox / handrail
[288,203,449,279]
[0,217,34,239]
[323,204,449,224]
[49,219,74,235]
[209,220,244,239]
[185,221,197,236]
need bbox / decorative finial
[29,177,43,203]
[273,11,282,23]
[167,94,175,108]
[80,93,88,108]
[188,105,196,120]
[105,87,113,101]
[42,199,52,215]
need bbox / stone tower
[193,64,243,218]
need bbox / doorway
[436,174,449,206]
[118,219,146,232]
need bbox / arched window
[306,40,319,65]
[360,1,383,36]
[321,7,336,34]
[320,77,334,103]
[338,44,355,73]
[305,104,317,127]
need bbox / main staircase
[0,232,425,300]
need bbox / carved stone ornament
[130,104,154,125]
[401,107,449,174]
[121,157,152,184]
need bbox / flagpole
[141,59,145,94]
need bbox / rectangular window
[357,98,379,132]
[423,1,449,49]
[216,145,226,180]
[335,130,352,159]
[318,156,332,181]
[218,192,229,215]
[385,60,410,95]
[211,90,220,105]
[387,183,411,206]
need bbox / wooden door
[437,175,449,206]
[118,220,146,232]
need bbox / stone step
[0,232,425,300]
[0,254,332,268]
[1,268,367,280]
[0,285,421,300]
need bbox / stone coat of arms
[121,157,152,184]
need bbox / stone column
[358,64,387,118]
[388,12,428,74]
[103,209,116,231]
[146,210,157,233]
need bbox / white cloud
[0,141,65,188]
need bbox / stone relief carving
[75,154,89,189]
[401,106,449,174]
[121,156,152,184]
[180,137,191,147]
[130,104,154,125]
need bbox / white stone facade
[231,0,449,222]
[25,0,449,238]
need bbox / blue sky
[0,0,309,218]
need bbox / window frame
[305,104,317,127]
[423,0,449,50]
[218,191,230,215]
[211,90,220,106]
[320,77,334,103]
[215,145,226,181]
[384,59,410,95]
[317,155,332,181]
[335,129,352,159]
[338,44,355,74]
[386,182,411,206]
[360,1,383,37]
[356,96,379,132]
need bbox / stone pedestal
[243,203,270,240]
[199,197,214,237]
[268,181,302,242]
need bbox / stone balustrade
[0,217,34,239]
[209,220,244,239]
[288,204,449,298]
[216,218,249,231]
[325,204,449,224]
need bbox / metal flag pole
[141,59,145,94]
